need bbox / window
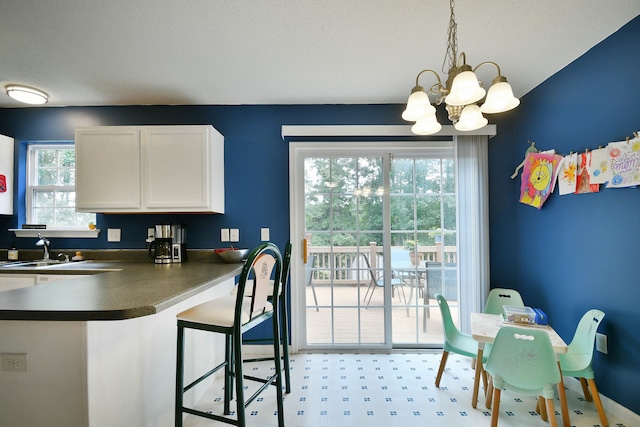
[27,144,95,228]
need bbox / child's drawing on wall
[520,152,563,209]
[606,138,640,188]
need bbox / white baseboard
[563,377,640,425]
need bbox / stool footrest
[182,406,238,426]
[184,361,227,394]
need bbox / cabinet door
[0,275,37,292]
[143,126,215,211]
[75,127,141,211]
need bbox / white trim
[282,124,496,139]
[10,229,100,238]
[563,377,640,425]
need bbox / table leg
[472,344,484,408]
[556,361,570,427]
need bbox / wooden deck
[304,282,461,348]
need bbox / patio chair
[306,254,319,311]
[485,326,562,427]
[362,253,406,306]
[558,309,608,426]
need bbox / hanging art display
[513,130,638,209]
[586,147,611,184]
[519,151,563,209]
[575,152,600,194]
[605,137,640,188]
[557,153,577,195]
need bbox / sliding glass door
[293,141,460,349]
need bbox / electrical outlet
[107,228,121,242]
[595,332,607,354]
[230,229,240,242]
[1,353,28,372]
[261,227,270,241]
[147,227,155,241]
[221,228,230,242]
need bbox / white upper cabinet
[75,127,141,210]
[75,125,224,213]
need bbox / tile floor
[183,351,625,427]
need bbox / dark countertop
[0,260,243,321]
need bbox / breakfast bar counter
[0,260,244,427]
[0,260,243,320]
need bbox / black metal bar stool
[231,240,293,393]
[175,243,285,427]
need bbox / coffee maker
[148,223,186,264]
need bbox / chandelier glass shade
[402,0,520,135]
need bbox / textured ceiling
[0,0,638,108]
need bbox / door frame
[286,126,493,352]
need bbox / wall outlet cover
[595,332,608,354]
[107,228,121,242]
[261,227,270,241]
[1,353,28,372]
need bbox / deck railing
[308,244,457,285]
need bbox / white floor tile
[182,352,624,427]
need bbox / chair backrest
[305,254,316,286]
[485,326,561,393]
[235,243,282,326]
[391,247,412,268]
[566,309,605,369]
[484,288,525,315]
[427,262,458,300]
[435,294,464,346]
[280,240,292,294]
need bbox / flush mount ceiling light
[402,0,520,135]
[5,84,48,105]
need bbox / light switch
[107,228,121,242]
[230,229,239,242]
[221,228,230,242]
[261,227,270,241]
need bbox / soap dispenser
[8,243,18,261]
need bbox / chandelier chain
[442,0,458,74]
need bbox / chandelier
[402,0,520,135]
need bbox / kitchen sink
[0,260,85,269]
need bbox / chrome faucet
[36,233,51,260]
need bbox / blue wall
[1,15,639,415]
[489,16,640,414]
[0,104,404,251]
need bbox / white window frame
[26,143,96,230]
